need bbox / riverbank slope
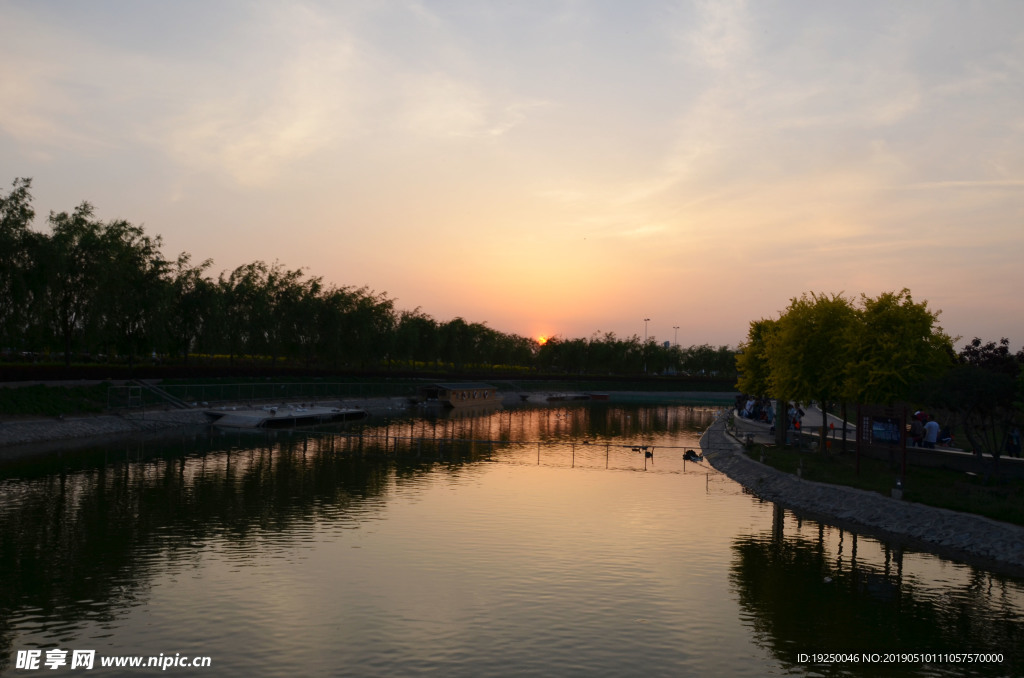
[700,414,1024,577]
[0,390,735,457]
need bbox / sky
[2,1,1022,350]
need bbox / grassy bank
[743,443,1024,526]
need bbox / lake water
[1,403,1022,676]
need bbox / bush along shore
[700,414,1024,577]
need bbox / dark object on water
[683,449,704,462]
[204,406,367,429]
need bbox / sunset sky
[2,1,1022,349]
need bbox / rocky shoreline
[0,396,417,458]
[700,414,1024,577]
[0,390,734,456]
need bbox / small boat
[683,450,704,462]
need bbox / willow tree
[767,293,859,452]
[166,253,215,364]
[43,203,108,365]
[394,308,439,370]
[217,262,271,363]
[95,219,168,369]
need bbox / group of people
[737,396,775,426]
[908,411,952,448]
[736,395,810,434]
[737,398,1022,458]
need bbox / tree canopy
[919,338,1024,463]
[0,177,734,378]
[844,290,954,405]
[737,290,955,451]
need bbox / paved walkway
[733,402,855,442]
[700,413,1024,576]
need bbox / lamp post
[673,326,680,346]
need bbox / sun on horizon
[536,336,548,346]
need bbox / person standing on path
[923,414,940,449]
[910,412,924,447]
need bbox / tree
[218,262,271,363]
[94,219,168,369]
[843,289,953,406]
[166,253,215,364]
[737,321,774,395]
[439,317,474,370]
[43,203,107,365]
[394,308,438,370]
[0,178,38,351]
[346,289,395,368]
[766,293,859,452]
[287,276,324,368]
[315,285,357,368]
[261,262,308,365]
[922,338,1023,466]
[736,318,782,442]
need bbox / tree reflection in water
[731,505,1024,676]
[0,403,718,671]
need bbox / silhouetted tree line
[0,178,735,377]
[536,334,736,377]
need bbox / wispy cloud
[2,1,1022,345]
[898,180,1024,190]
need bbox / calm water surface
[1,403,1022,676]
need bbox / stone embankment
[0,391,732,455]
[0,397,414,457]
[0,410,210,456]
[700,415,1024,576]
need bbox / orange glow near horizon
[3,4,1022,349]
